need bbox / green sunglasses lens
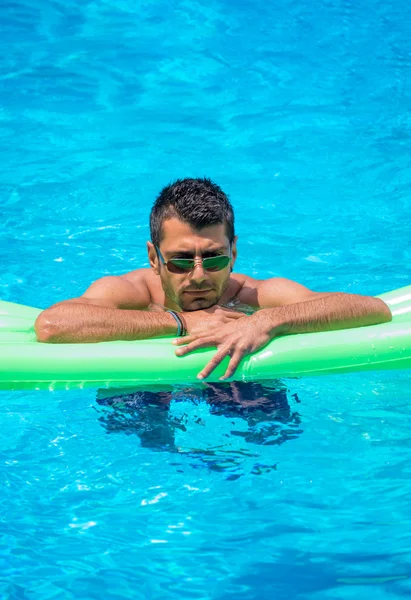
[202,255,231,271]
[167,255,231,273]
[168,259,194,273]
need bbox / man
[35,177,392,380]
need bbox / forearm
[256,294,392,337]
[35,303,178,343]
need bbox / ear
[230,236,238,272]
[147,241,160,275]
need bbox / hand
[181,305,246,335]
[173,312,273,380]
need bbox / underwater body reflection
[95,381,303,480]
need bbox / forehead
[160,218,229,253]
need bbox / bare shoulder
[124,268,167,306]
[75,269,152,309]
[236,275,318,308]
[118,268,154,308]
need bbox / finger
[172,328,213,345]
[175,337,214,356]
[219,349,246,380]
[172,335,197,346]
[197,348,231,380]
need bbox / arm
[243,277,392,334]
[35,275,178,343]
[174,278,392,379]
[35,274,247,344]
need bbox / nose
[190,259,208,284]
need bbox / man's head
[148,178,237,311]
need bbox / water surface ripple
[1,0,411,598]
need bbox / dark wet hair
[150,177,235,246]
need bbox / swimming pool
[1,0,411,597]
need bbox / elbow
[377,299,392,323]
[34,310,60,343]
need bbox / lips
[184,289,212,294]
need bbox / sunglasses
[155,246,232,274]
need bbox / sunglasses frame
[155,244,232,274]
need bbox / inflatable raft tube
[0,285,410,391]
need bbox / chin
[181,296,217,311]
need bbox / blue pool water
[1,0,411,597]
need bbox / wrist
[179,311,196,334]
[253,308,290,337]
[167,310,187,336]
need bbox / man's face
[148,218,237,311]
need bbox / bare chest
[136,269,247,310]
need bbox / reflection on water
[95,381,302,479]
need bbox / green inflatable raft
[1,285,411,391]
